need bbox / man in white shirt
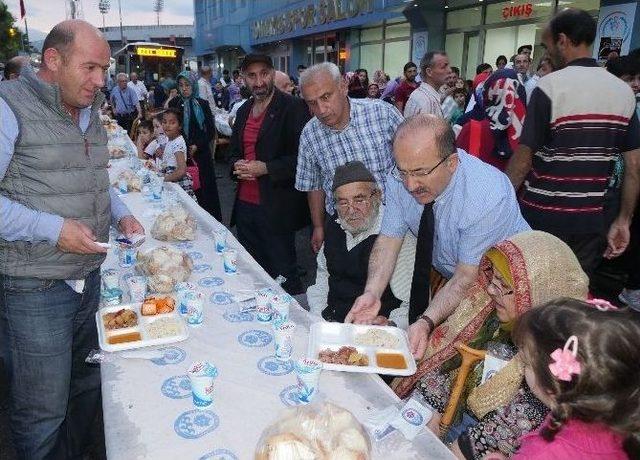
[198,66,216,111]
[524,57,554,103]
[128,72,148,114]
[404,51,451,118]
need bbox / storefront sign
[136,47,177,58]
[252,0,374,40]
[593,3,637,62]
[501,3,533,20]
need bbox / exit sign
[502,3,533,20]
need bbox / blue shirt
[0,97,131,245]
[296,98,404,214]
[109,85,138,115]
[381,149,530,278]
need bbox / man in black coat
[229,54,311,294]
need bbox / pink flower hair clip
[549,335,581,382]
[587,298,618,311]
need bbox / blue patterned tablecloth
[101,172,454,460]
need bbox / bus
[113,42,184,85]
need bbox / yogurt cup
[270,294,290,327]
[223,249,237,275]
[294,358,322,404]
[118,177,128,194]
[184,291,205,326]
[213,229,227,254]
[118,246,136,268]
[274,321,295,361]
[101,269,119,291]
[187,361,218,408]
[127,276,147,303]
[255,288,272,322]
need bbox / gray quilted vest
[0,65,111,279]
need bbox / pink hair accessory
[549,335,581,382]
[587,298,617,311]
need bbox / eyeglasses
[391,154,452,182]
[483,266,514,296]
[334,191,376,211]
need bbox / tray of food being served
[308,322,417,376]
[96,295,189,352]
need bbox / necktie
[409,203,434,323]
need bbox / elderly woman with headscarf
[455,68,527,171]
[392,231,589,460]
[169,71,222,220]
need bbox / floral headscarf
[176,70,205,137]
[393,231,589,399]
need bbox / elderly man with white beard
[307,161,415,325]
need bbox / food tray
[307,322,417,376]
[96,301,189,352]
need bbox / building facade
[193,0,639,79]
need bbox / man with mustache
[306,161,414,324]
[296,62,404,254]
[346,115,529,360]
[230,54,310,295]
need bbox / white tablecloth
[101,163,454,460]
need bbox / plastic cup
[118,246,136,268]
[274,321,295,361]
[255,289,272,322]
[270,294,290,327]
[187,361,218,408]
[294,358,322,404]
[118,177,128,194]
[151,176,164,201]
[223,249,237,275]
[175,282,198,316]
[127,275,147,302]
[184,291,205,326]
[213,229,227,254]
[101,269,119,291]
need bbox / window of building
[357,19,411,76]
[446,7,482,29]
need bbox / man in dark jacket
[230,54,311,294]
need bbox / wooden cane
[439,342,487,440]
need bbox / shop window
[557,0,600,11]
[446,8,482,29]
[483,23,542,66]
[360,43,383,74]
[361,25,383,42]
[445,33,464,71]
[386,22,411,40]
[485,0,552,25]
[384,40,411,77]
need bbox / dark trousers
[554,232,607,280]
[235,200,303,295]
[0,270,101,460]
[115,112,136,134]
[624,207,640,289]
[193,143,222,221]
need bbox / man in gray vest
[0,20,144,459]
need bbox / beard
[338,199,381,236]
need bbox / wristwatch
[417,313,435,332]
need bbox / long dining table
[101,158,455,460]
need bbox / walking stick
[439,343,486,440]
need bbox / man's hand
[604,217,630,259]
[57,219,107,255]
[345,291,381,324]
[407,319,432,359]
[118,215,145,238]
[233,159,253,180]
[311,226,324,253]
[242,160,268,178]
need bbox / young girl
[135,119,154,159]
[142,113,168,160]
[159,107,196,199]
[492,298,640,460]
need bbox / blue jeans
[0,270,101,460]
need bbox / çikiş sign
[135,47,177,58]
[252,0,374,40]
[502,3,534,20]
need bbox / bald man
[275,70,295,95]
[0,20,143,458]
[346,115,529,363]
[3,55,30,80]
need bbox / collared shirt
[197,77,215,111]
[0,97,131,245]
[128,80,148,102]
[404,81,444,118]
[110,86,138,115]
[296,98,403,214]
[380,149,530,278]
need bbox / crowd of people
[1,6,640,460]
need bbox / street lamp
[98,0,111,29]
[153,0,164,26]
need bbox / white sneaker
[619,288,640,311]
